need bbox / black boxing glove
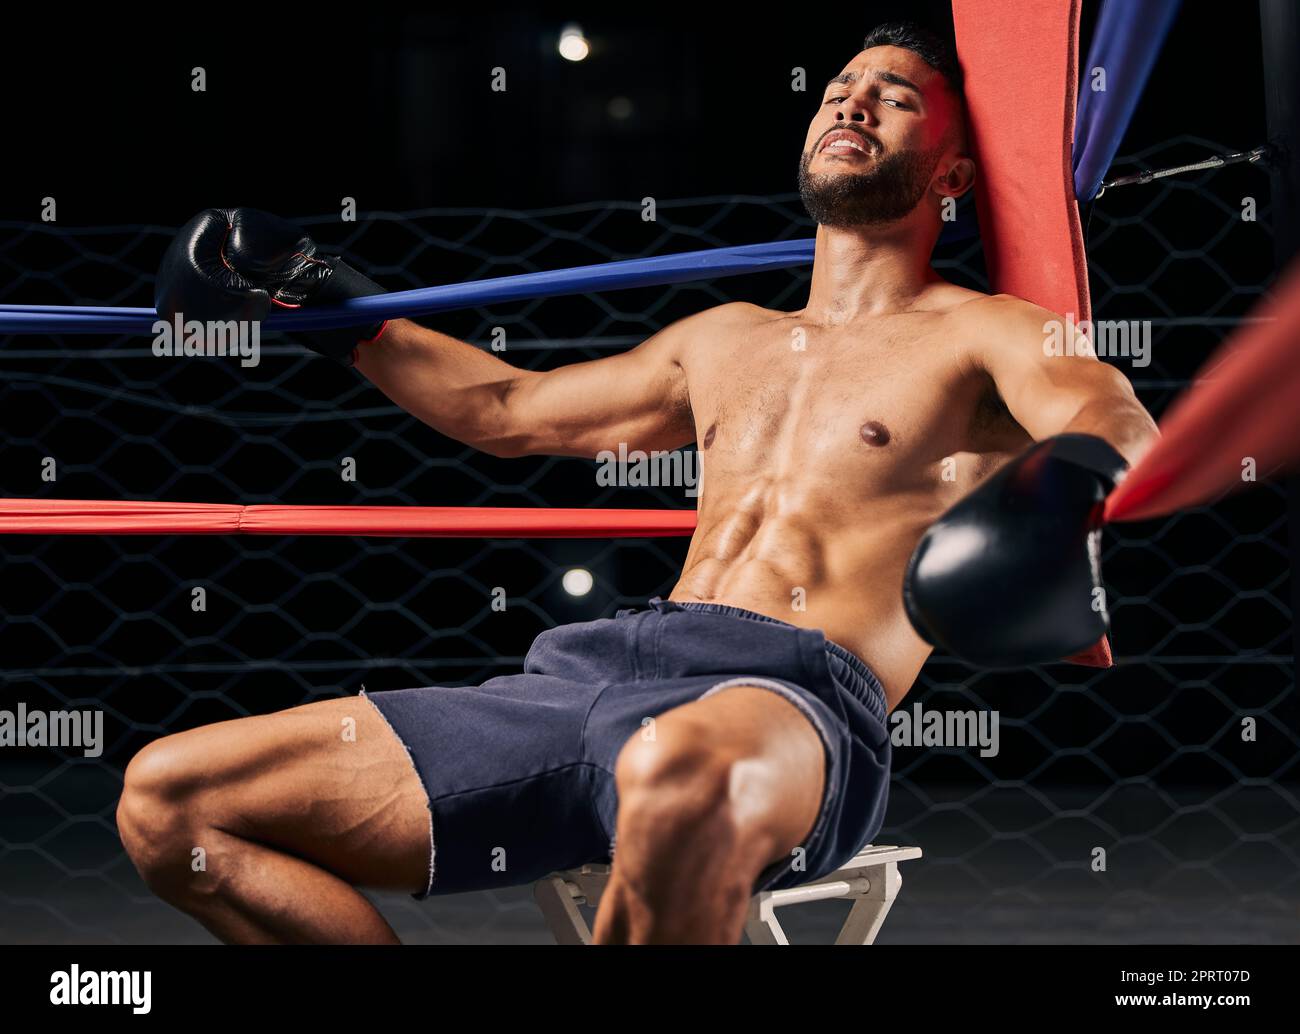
[903,433,1128,667]
[154,207,387,362]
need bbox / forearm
[1059,394,1159,470]
[354,318,535,455]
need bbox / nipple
[860,420,891,446]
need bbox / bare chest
[686,320,1011,489]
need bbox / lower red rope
[0,499,698,538]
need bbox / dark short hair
[862,21,963,96]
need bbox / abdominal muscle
[668,490,934,712]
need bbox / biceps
[507,351,693,458]
[995,354,1126,437]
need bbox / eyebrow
[824,69,924,95]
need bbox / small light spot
[562,567,594,596]
[558,24,589,62]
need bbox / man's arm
[905,295,1161,666]
[354,311,705,459]
[151,206,700,460]
[966,295,1159,467]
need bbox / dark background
[0,3,1296,944]
[0,2,1268,218]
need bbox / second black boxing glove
[902,433,1128,667]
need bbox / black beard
[798,139,944,227]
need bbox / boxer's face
[798,45,971,228]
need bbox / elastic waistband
[623,597,886,720]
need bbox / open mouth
[818,130,875,157]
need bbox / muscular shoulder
[953,291,1060,331]
[648,301,768,349]
[950,292,1091,371]
[654,301,783,366]
[690,300,777,332]
[619,304,773,413]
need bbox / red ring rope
[0,499,697,538]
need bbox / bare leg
[117,697,430,944]
[592,685,826,944]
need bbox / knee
[117,735,208,891]
[614,719,752,848]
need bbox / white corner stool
[534,844,922,945]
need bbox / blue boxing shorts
[362,596,891,897]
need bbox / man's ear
[935,156,976,200]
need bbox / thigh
[365,675,614,894]
[156,696,430,892]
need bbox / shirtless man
[120,22,1158,944]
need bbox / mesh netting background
[0,134,1296,943]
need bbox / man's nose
[833,102,875,125]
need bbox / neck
[802,215,942,324]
